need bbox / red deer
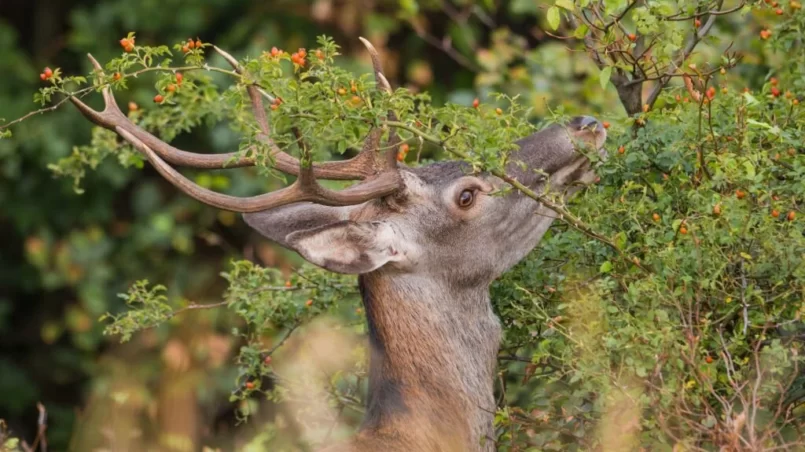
[68,38,606,451]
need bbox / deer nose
[569,115,602,132]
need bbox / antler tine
[358,37,392,94]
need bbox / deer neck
[356,272,501,451]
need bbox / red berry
[705,356,714,364]
[175,72,183,84]
[43,67,53,78]
[602,121,611,129]
[472,98,480,108]
[264,356,272,365]
[305,299,313,307]
[245,381,255,390]
[270,47,280,57]
[772,87,781,97]
[788,211,796,221]
[776,8,784,14]
[627,33,637,42]
[154,94,164,103]
[694,19,701,28]
[39,73,47,81]
[760,29,772,40]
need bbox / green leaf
[599,66,612,89]
[599,261,613,273]
[556,0,575,11]
[547,6,561,30]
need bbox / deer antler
[68,38,402,212]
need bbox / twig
[644,1,723,109]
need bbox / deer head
[69,39,606,451]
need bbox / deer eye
[457,189,475,208]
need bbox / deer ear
[285,220,402,274]
[243,204,403,274]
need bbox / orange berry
[43,67,53,78]
[627,33,637,42]
[652,213,660,222]
[350,83,357,93]
[694,19,701,28]
[772,1,779,6]
[264,356,272,365]
[356,308,363,314]
[113,72,121,81]
[167,84,176,92]
[679,226,688,235]
[337,88,347,96]
[119,38,129,48]
[495,107,503,115]
[618,145,625,154]
[315,49,324,60]
[187,39,195,49]
[39,73,47,81]
[705,356,714,364]
[400,143,410,154]
[736,189,746,199]
[124,44,134,52]
[472,98,480,108]
[602,121,611,129]
[787,211,796,221]
[176,72,183,84]
[284,280,291,288]
[195,39,202,49]
[772,209,780,218]
[794,99,800,105]
[305,299,313,307]
[271,47,280,57]
[351,95,362,105]
[776,8,784,14]
[397,151,406,162]
[713,204,721,216]
[771,77,779,86]
[270,104,279,111]
[128,101,138,112]
[182,45,190,53]
[675,94,681,102]
[760,29,772,40]
[153,94,164,103]
[706,87,716,100]
[245,381,255,390]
